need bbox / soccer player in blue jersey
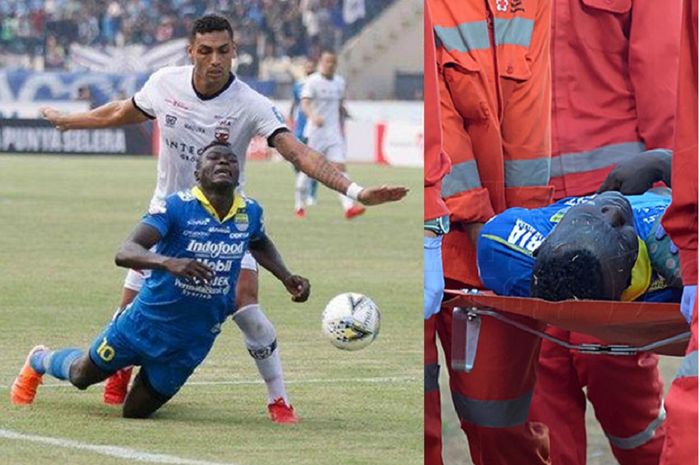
[289,58,319,211]
[10,142,310,418]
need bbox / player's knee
[234,304,277,359]
[122,404,151,419]
[68,360,94,390]
[69,372,92,390]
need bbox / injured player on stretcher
[475,184,682,305]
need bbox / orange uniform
[433,0,554,286]
[549,0,681,199]
[428,1,553,464]
[659,0,698,463]
[424,2,449,464]
[528,2,682,464]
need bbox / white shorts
[308,137,346,163]
[122,251,259,292]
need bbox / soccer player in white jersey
[41,15,407,424]
[296,50,364,219]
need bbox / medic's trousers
[424,285,551,465]
[529,328,666,465]
[660,297,698,465]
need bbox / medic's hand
[597,150,672,195]
[283,275,310,302]
[681,285,697,324]
[424,235,444,319]
[357,185,409,205]
[163,258,213,284]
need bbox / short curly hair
[195,140,235,170]
[190,15,233,41]
[530,247,606,301]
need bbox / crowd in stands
[0,0,391,74]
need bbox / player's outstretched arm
[271,131,409,206]
[42,99,150,131]
[115,223,213,284]
[249,234,310,302]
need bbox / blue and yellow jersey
[132,187,265,339]
[292,80,308,140]
[477,192,676,301]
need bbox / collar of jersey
[620,237,652,302]
[191,72,235,101]
[191,186,244,224]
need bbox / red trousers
[425,301,551,465]
[660,297,698,465]
[529,328,666,465]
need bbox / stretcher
[445,289,691,372]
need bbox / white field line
[0,428,242,465]
[0,375,416,390]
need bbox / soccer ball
[321,292,381,351]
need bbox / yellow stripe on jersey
[191,186,245,223]
[620,237,652,302]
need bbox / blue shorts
[88,307,216,398]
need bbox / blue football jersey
[477,192,671,298]
[131,187,265,338]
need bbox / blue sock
[43,348,83,381]
[29,350,48,375]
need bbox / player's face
[189,30,236,85]
[319,53,337,77]
[197,147,239,190]
[304,59,316,76]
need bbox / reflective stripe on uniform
[675,350,699,379]
[505,157,551,187]
[494,17,534,47]
[434,17,534,53]
[434,22,490,53]
[442,159,482,197]
[605,403,666,450]
[451,390,532,428]
[550,142,646,178]
[425,363,440,393]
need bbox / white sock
[295,172,309,211]
[233,304,288,404]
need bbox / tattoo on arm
[274,133,350,193]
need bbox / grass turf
[0,154,422,465]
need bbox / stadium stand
[0,0,393,78]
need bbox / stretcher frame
[446,289,691,373]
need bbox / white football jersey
[133,65,288,211]
[300,72,345,145]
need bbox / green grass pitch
[0,154,423,465]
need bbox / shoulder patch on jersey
[549,207,569,223]
[177,190,196,201]
[271,106,285,124]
